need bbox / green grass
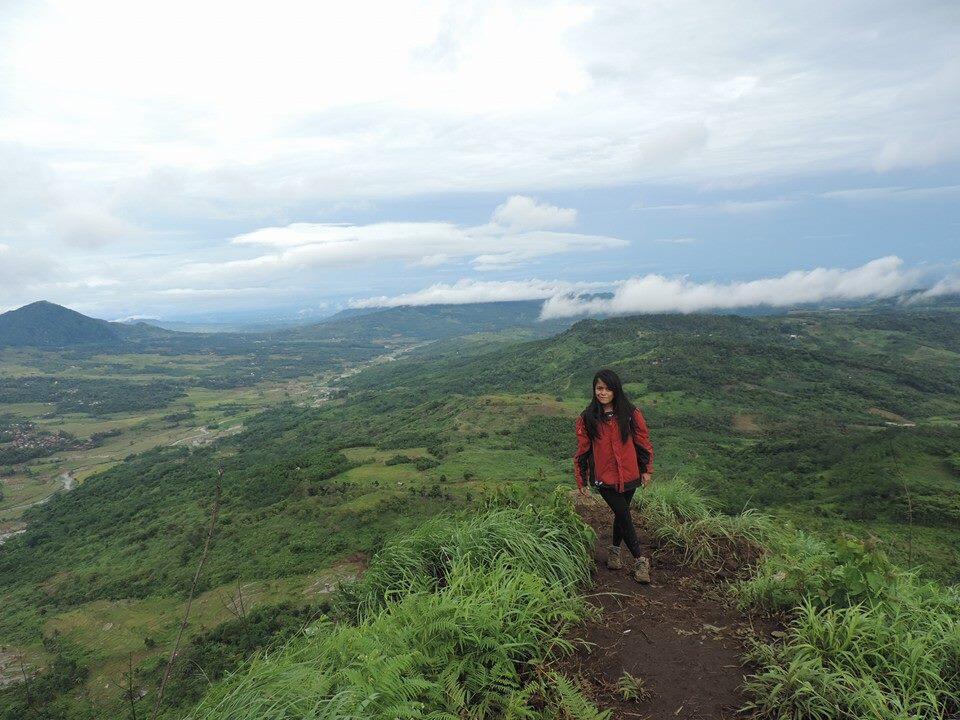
[742,593,960,719]
[638,477,960,719]
[188,490,606,720]
[3,305,960,717]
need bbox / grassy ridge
[193,477,959,719]
[343,310,960,581]
[189,489,608,720]
[636,479,960,719]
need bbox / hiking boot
[631,556,651,584]
[606,545,622,570]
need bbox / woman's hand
[640,473,652,488]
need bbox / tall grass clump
[633,477,960,719]
[334,486,595,623]
[742,590,960,720]
[189,488,608,720]
[726,502,960,718]
[635,478,772,573]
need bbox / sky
[1,0,958,321]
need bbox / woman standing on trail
[573,368,654,583]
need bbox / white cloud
[491,195,577,230]
[174,196,622,284]
[638,198,798,213]
[637,184,960,211]
[0,2,955,318]
[0,243,63,306]
[111,314,160,322]
[915,275,960,300]
[0,0,957,233]
[540,256,920,318]
[821,184,960,202]
[52,206,143,248]
[350,278,605,308]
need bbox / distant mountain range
[3,293,957,349]
[0,300,573,349]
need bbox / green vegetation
[189,490,607,720]
[0,301,958,717]
[635,478,960,719]
[284,300,573,345]
[0,300,125,348]
[342,308,960,580]
[0,376,186,415]
[138,601,326,713]
[616,671,650,702]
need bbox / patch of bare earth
[555,494,782,719]
[302,552,369,598]
[731,414,760,434]
[867,407,911,424]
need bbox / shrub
[414,457,440,471]
[333,489,594,622]
[733,532,908,613]
[636,478,770,574]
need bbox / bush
[733,532,908,613]
[414,457,440,471]
[333,489,594,622]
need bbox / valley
[0,300,958,718]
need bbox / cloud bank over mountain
[348,256,937,317]
[540,256,921,318]
[350,278,605,309]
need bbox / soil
[556,493,783,720]
[730,414,760,434]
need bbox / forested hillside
[278,299,575,343]
[345,308,960,573]
[1,304,958,717]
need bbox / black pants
[596,485,643,558]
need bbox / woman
[573,368,654,583]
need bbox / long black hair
[581,368,636,443]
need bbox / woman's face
[594,379,614,406]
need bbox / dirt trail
[558,494,781,720]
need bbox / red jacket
[574,407,654,493]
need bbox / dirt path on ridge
[555,494,783,720]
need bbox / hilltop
[0,300,182,349]
[0,301,122,348]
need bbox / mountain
[0,300,124,348]
[280,300,575,344]
[0,300,176,348]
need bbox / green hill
[0,300,181,348]
[0,301,124,347]
[1,303,958,717]
[281,300,574,343]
